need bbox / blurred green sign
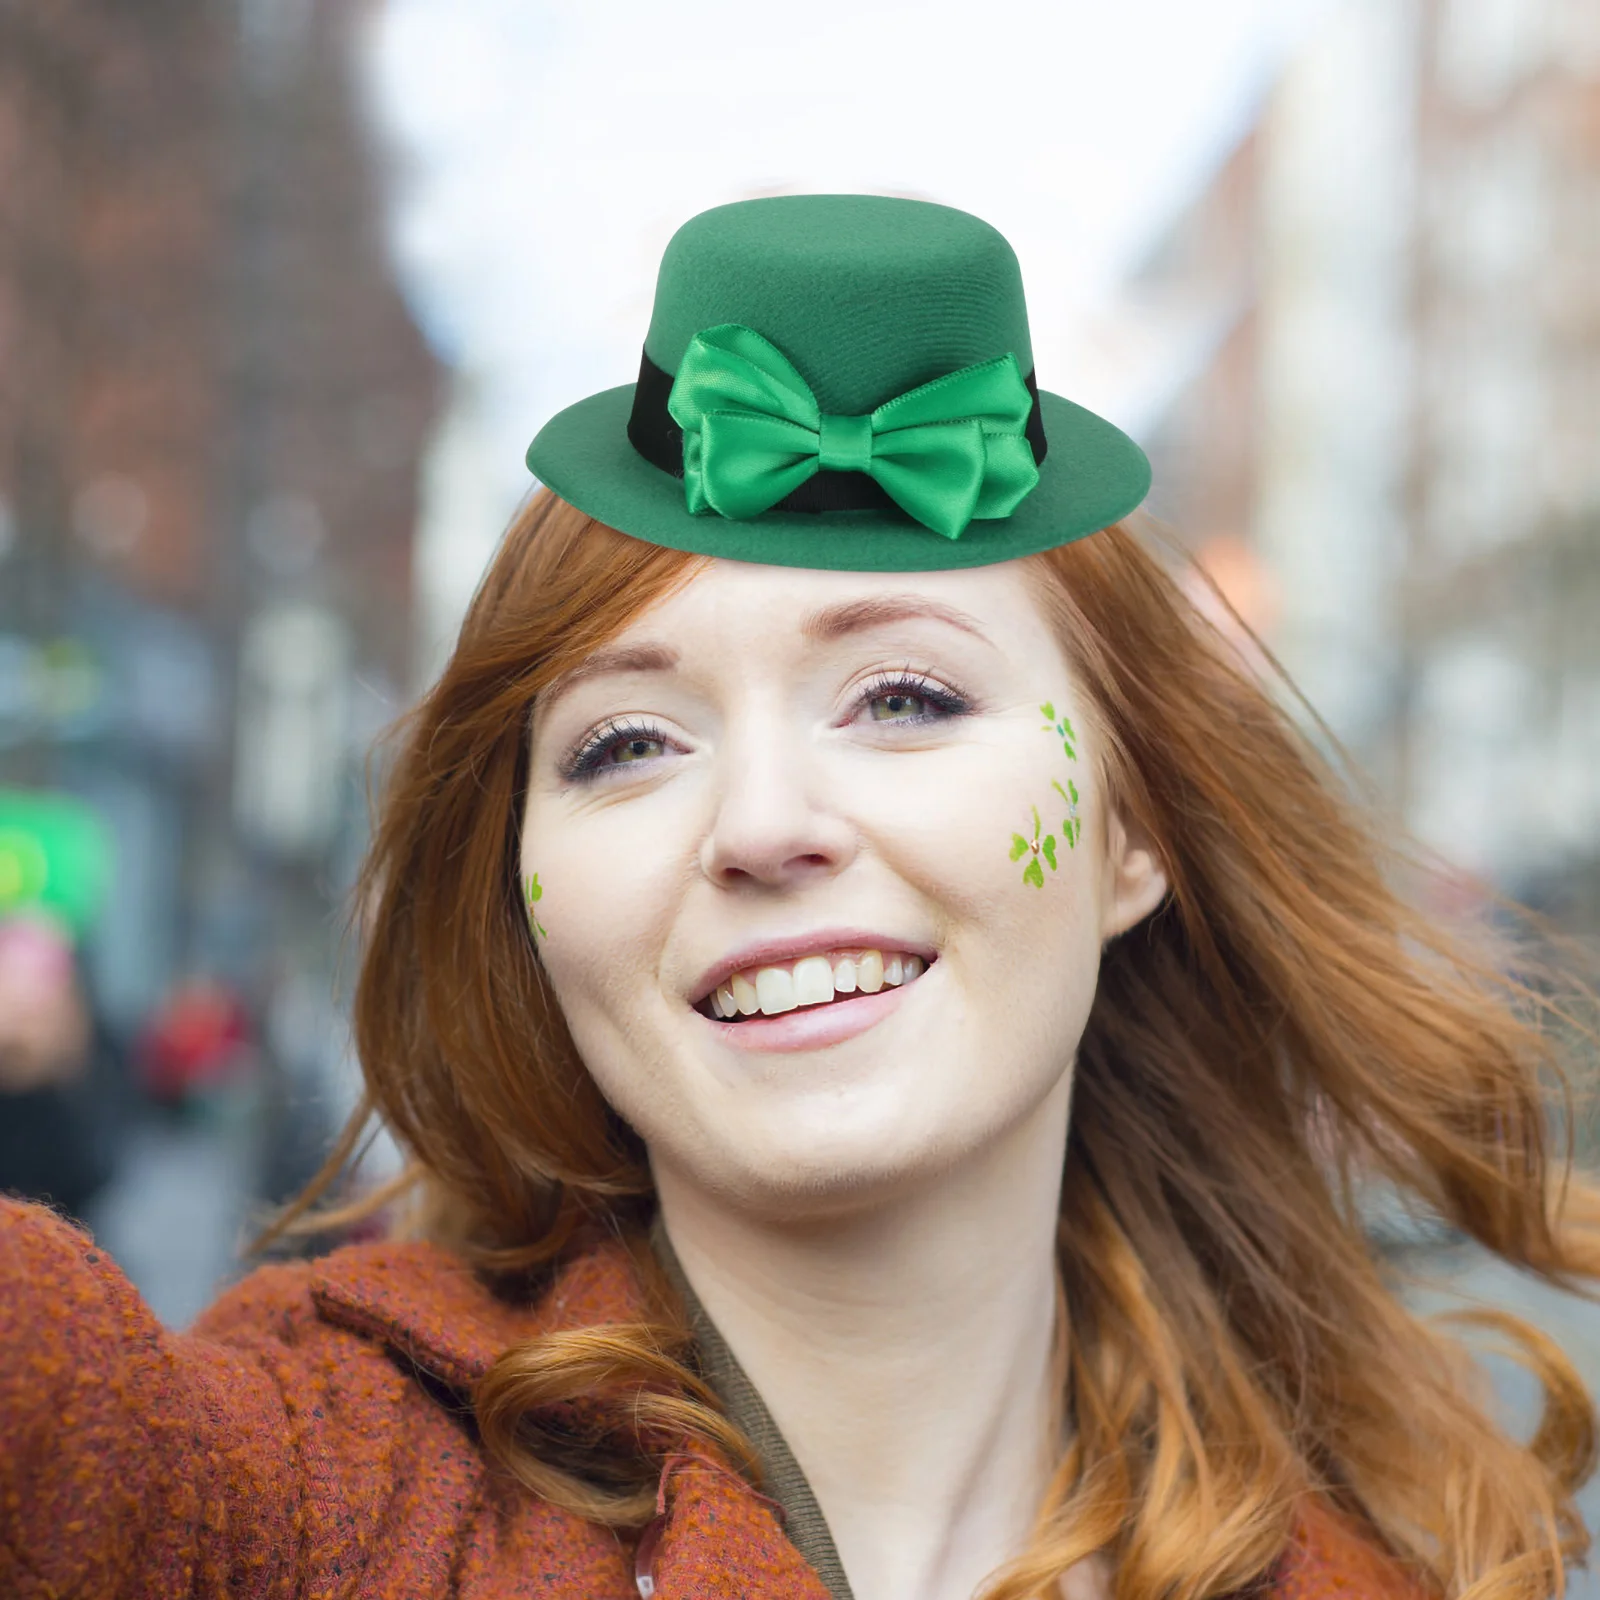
[0,789,110,935]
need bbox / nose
[699,717,857,891]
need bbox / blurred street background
[2,0,1599,1574]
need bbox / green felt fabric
[643,195,1032,418]
[525,194,1150,570]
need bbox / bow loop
[666,324,1040,539]
[870,352,1035,436]
[867,419,988,539]
[690,412,817,520]
[668,324,820,432]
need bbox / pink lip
[697,978,913,1053]
[689,927,937,1007]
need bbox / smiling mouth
[695,948,932,1022]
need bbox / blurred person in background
[0,915,115,1222]
[3,195,1600,1600]
[0,791,120,1226]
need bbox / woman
[3,194,1597,1600]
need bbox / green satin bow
[665,324,1041,539]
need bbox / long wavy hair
[280,488,1600,1600]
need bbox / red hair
[281,489,1600,1599]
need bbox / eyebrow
[799,595,993,645]
[541,642,680,704]
[540,596,991,708]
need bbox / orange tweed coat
[0,1197,1423,1600]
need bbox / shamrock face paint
[1052,778,1081,850]
[1010,805,1059,888]
[523,872,547,941]
[1006,699,1084,883]
[1040,701,1077,761]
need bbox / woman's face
[521,558,1166,1218]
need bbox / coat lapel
[648,1454,836,1600]
[307,1236,646,1386]
[307,1237,835,1598]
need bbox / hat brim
[525,386,1149,572]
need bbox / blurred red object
[137,979,254,1103]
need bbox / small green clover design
[1052,777,1082,849]
[522,873,547,941]
[1010,805,1058,888]
[1040,702,1078,762]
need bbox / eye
[857,671,970,726]
[561,720,671,782]
[870,688,932,722]
[610,735,664,763]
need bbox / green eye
[612,736,664,764]
[564,719,673,782]
[857,672,967,729]
[870,691,927,721]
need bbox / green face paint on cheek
[1052,777,1082,850]
[1043,699,1083,849]
[1040,702,1078,762]
[1007,699,1085,882]
[1009,804,1059,888]
[522,872,547,942]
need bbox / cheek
[850,734,1101,940]
[851,735,1105,1061]
[519,795,716,1151]
[518,795,681,1022]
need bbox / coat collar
[305,1236,1418,1600]
[306,1233,835,1598]
[307,1234,647,1389]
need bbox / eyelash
[558,669,971,784]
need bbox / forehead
[603,557,1053,658]
[532,560,1073,721]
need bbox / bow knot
[817,412,873,475]
[666,324,1040,539]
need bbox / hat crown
[642,195,1034,418]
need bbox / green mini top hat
[526,194,1150,572]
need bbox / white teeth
[755,966,798,1015]
[793,955,834,1008]
[707,947,927,1018]
[730,971,760,1016]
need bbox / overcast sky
[359,0,1335,658]
[364,0,1339,443]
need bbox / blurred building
[0,2,442,1034]
[1117,0,1600,927]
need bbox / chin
[684,1107,987,1223]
